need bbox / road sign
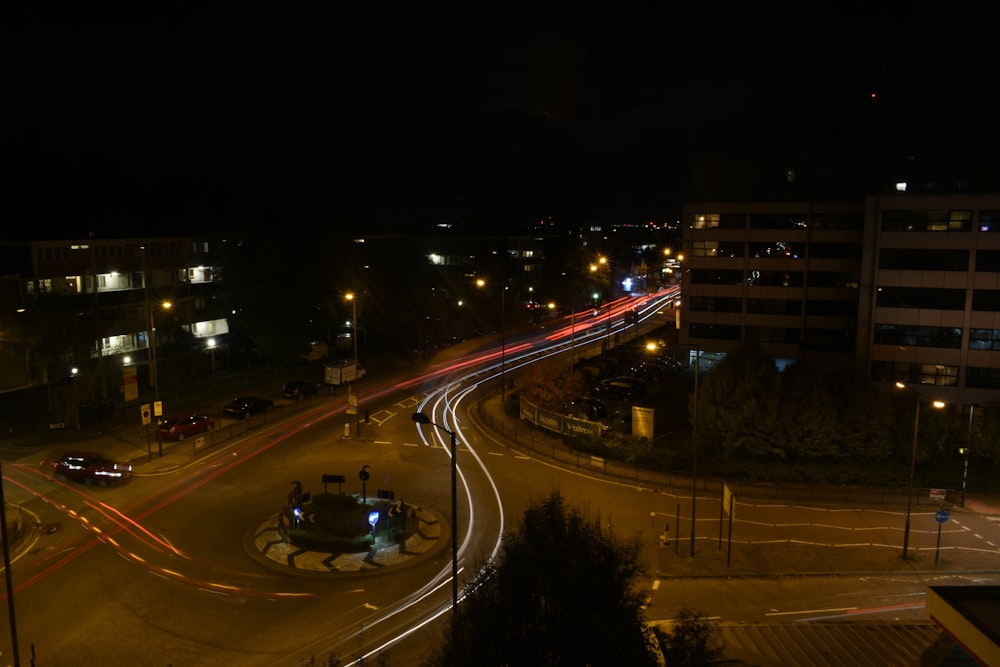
[935,509,950,523]
[141,403,151,426]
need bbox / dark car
[223,396,275,419]
[49,450,132,487]
[282,380,321,400]
[592,378,645,402]
[157,414,215,441]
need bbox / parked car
[157,414,215,441]
[592,378,645,402]
[223,396,275,419]
[49,450,132,487]
[282,379,321,400]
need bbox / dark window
[805,300,857,316]
[748,241,802,259]
[689,296,742,313]
[810,212,864,230]
[809,243,861,260]
[746,326,800,343]
[718,213,745,229]
[690,269,744,285]
[877,287,965,309]
[808,271,859,288]
[972,290,1000,311]
[688,323,741,340]
[749,213,808,230]
[878,249,969,271]
[967,367,1000,389]
[975,250,1000,272]
[746,298,801,315]
[802,328,855,352]
[717,241,744,257]
[747,270,803,287]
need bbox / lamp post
[895,381,946,560]
[477,279,508,401]
[345,292,359,364]
[0,459,20,667]
[961,404,976,508]
[346,293,360,434]
[147,300,174,403]
[590,256,612,349]
[147,302,159,402]
[411,412,458,610]
[691,345,700,557]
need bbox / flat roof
[926,585,1000,667]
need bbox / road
[1,286,997,666]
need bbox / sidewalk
[473,393,1000,578]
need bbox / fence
[475,387,960,509]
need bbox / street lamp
[206,337,216,372]
[691,345,700,558]
[410,412,458,611]
[961,404,977,508]
[476,279,508,401]
[591,256,613,349]
[148,300,173,402]
[345,292,361,435]
[895,381,946,560]
[345,292,358,364]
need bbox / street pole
[691,346,699,558]
[0,459,20,667]
[501,285,507,403]
[411,413,458,611]
[962,404,974,508]
[903,399,919,560]
[347,293,360,435]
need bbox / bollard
[344,422,350,438]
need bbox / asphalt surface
[3,356,1000,580]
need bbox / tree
[421,492,661,666]
[692,340,782,462]
[654,607,724,667]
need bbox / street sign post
[934,509,950,565]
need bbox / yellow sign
[722,483,734,518]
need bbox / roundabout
[246,504,446,575]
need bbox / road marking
[766,606,857,617]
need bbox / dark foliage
[421,492,660,666]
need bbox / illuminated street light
[476,279,508,401]
[410,412,458,611]
[895,381,946,560]
[346,292,361,435]
[148,300,173,402]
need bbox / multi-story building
[679,179,1000,406]
[1,236,228,402]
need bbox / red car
[157,414,215,441]
[50,450,132,487]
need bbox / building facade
[1,236,228,400]
[679,193,1000,406]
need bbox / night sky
[4,9,998,239]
